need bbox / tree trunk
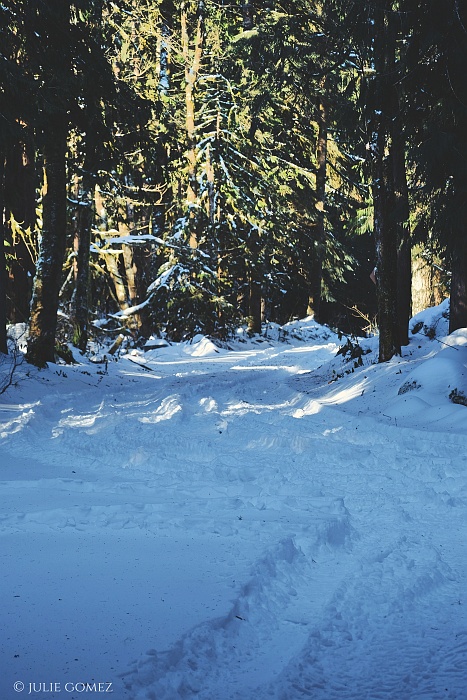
[248,275,262,334]
[104,251,130,312]
[111,173,148,335]
[70,171,94,351]
[0,151,7,354]
[392,125,411,346]
[122,243,150,335]
[449,243,467,333]
[384,8,411,348]
[5,141,36,323]
[242,1,254,30]
[26,0,70,366]
[181,1,204,249]
[27,119,68,366]
[371,3,401,362]
[247,224,262,334]
[310,93,327,324]
[373,150,400,362]
[411,243,445,315]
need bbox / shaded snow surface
[1,304,467,699]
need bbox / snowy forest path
[1,331,467,698]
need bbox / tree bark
[449,243,467,333]
[104,250,129,311]
[26,0,70,366]
[373,150,400,362]
[181,1,204,249]
[392,125,411,346]
[5,141,36,323]
[411,243,445,315]
[70,171,94,351]
[122,243,150,335]
[27,118,68,366]
[248,275,262,334]
[309,93,327,324]
[0,151,8,354]
[242,1,254,30]
[247,226,262,334]
[384,8,411,348]
[371,3,401,362]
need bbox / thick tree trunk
[385,9,411,348]
[27,119,68,366]
[371,3,401,362]
[26,0,70,366]
[449,243,467,333]
[373,150,400,362]
[0,152,7,354]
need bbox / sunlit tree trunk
[449,242,467,333]
[181,1,204,249]
[122,244,151,335]
[105,251,129,313]
[116,171,148,334]
[5,142,36,323]
[411,244,445,315]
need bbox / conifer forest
[1,1,466,366]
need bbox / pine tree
[233,3,360,327]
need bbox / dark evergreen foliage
[0,0,463,363]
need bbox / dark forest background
[1,0,465,366]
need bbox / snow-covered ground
[1,300,467,699]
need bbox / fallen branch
[0,337,23,395]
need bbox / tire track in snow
[261,535,466,700]
[122,502,355,700]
